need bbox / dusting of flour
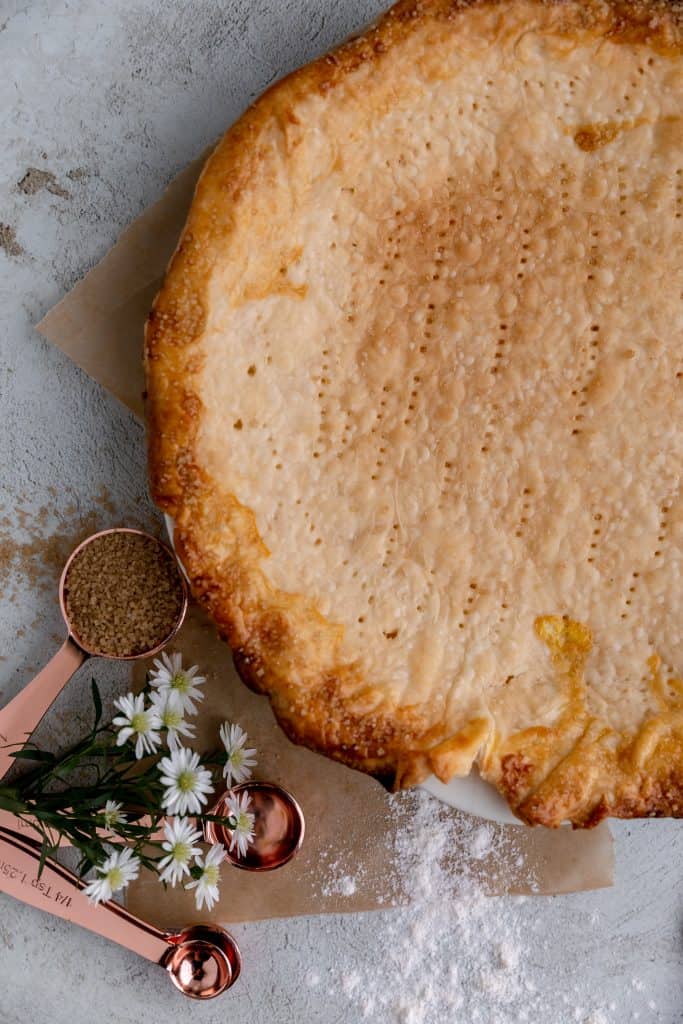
[315,791,620,1024]
[322,873,358,898]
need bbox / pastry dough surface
[146,0,683,825]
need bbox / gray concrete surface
[0,3,681,1022]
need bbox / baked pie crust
[146,0,683,826]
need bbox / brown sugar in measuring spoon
[0,528,188,780]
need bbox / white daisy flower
[158,747,214,817]
[83,847,140,905]
[148,652,205,716]
[112,693,162,760]
[185,843,225,912]
[226,791,256,860]
[157,818,203,887]
[149,691,196,751]
[101,800,126,829]
[219,721,257,786]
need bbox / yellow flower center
[164,708,183,729]
[177,770,196,793]
[131,712,149,733]
[204,865,220,886]
[171,673,190,695]
[172,841,191,863]
[107,867,123,890]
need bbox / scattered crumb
[96,485,119,517]
[0,223,23,258]
[17,167,70,199]
[0,490,138,603]
[0,507,100,595]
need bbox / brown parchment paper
[36,149,614,921]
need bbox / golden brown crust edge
[145,0,683,827]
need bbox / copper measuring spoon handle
[0,823,169,962]
[0,637,86,781]
[0,822,241,997]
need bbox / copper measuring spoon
[0,781,306,873]
[207,781,305,871]
[0,528,188,780]
[0,822,240,998]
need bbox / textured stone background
[0,2,681,1022]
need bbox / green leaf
[78,839,107,867]
[203,812,236,827]
[8,748,56,763]
[86,743,115,758]
[91,678,103,727]
[37,839,52,879]
[0,791,26,813]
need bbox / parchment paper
[36,149,614,921]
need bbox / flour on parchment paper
[322,873,358,898]
[315,791,629,1024]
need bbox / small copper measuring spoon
[0,528,188,780]
[0,782,306,873]
[207,781,305,871]
[112,781,306,871]
[0,823,241,998]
